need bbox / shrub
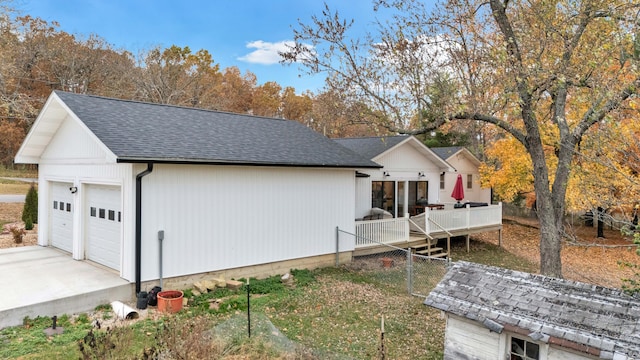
[24,216,33,231]
[9,225,25,244]
[22,184,38,224]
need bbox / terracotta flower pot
[157,290,184,313]
[381,257,393,268]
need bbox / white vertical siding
[40,114,113,163]
[138,164,356,281]
[375,144,440,172]
[355,176,371,219]
[440,152,491,204]
[444,315,501,360]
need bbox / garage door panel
[86,185,121,270]
[50,182,73,253]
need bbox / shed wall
[443,315,501,360]
[137,164,356,281]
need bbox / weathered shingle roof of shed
[424,261,640,358]
[54,91,380,168]
[333,136,408,160]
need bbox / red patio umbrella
[451,174,465,202]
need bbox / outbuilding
[424,261,640,360]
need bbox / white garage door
[86,185,122,270]
[50,182,74,253]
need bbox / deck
[354,203,503,257]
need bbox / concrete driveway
[0,246,133,329]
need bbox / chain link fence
[336,227,450,298]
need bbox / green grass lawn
[0,241,537,359]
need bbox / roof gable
[335,136,453,171]
[424,261,640,358]
[432,146,481,167]
[17,91,379,168]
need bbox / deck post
[498,228,502,247]
[466,234,470,253]
[447,236,451,260]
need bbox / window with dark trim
[108,210,115,221]
[66,203,71,212]
[90,207,96,217]
[509,336,539,360]
[439,173,445,190]
[59,202,65,211]
[53,201,58,210]
[99,208,105,219]
[118,211,121,222]
[466,174,473,189]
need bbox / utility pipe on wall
[135,163,153,295]
[158,230,164,289]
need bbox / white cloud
[238,40,294,65]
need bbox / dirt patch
[0,202,37,248]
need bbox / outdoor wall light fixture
[383,171,390,177]
[69,186,78,194]
[418,172,425,177]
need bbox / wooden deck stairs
[408,233,448,258]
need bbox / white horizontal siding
[548,346,596,360]
[444,315,501,360]
[138,164,356,281]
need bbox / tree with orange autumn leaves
[285,0,640,277]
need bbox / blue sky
[16,0,386,94]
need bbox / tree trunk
[597,206,605,238]
[536,190,564,278]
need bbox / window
[371,181,396,216]
[59,201,65,211]
[467,174,473,189]
[66,203,71,212]
[99,208,105,219]
[53,201,58,210]
[90,207,96,217]
[108,210,115,221]
[440,173,445,190]
[509,336,539,360]
[118,211,121,222]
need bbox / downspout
[135,163,153,295]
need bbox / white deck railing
[354,217,409,247]
[355,203,502,248]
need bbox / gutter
[135,162,153,294]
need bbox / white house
[334,137,494,220]
[431,146,492,205]
[15,91,380,294]
[425,261,640,360]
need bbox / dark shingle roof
[54,91,379,168]
[333,136,408,160]
[430,146,464,161]
[424,261,640,358]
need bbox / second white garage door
[86,185,121,270]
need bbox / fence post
[335,226,339,267]
[406,247,412,295]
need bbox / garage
[85,184,122,270]
[50,182,74,253]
